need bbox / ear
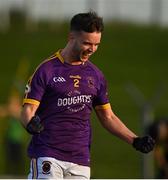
[68,32,75,41]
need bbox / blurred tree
[0,57,30,176]
[147,117,168,178]
[0,91,25,175]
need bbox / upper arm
[23,62,48,105]
[95,104,114,123]
[21,63,48,127]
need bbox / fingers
[142,136,155,153]
[133,135,155,153]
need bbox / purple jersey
[23,50,110,166]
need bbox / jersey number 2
[74,79,79,87]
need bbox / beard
[72,42,93,63]
[78,49,93,62]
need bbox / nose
[89,44,97,53]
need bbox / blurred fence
[0,0,168,31]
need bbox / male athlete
[21,11,155,179]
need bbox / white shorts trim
[28,157,90,179]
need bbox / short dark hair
[70,11,104,33]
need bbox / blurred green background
[0,12,168,179]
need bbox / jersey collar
[55,49,64,63]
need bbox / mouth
[80,51,92,61]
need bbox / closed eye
[83,42,100,47]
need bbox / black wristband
[26,115,44,135]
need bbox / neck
[61,47,82,65]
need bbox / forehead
[76,31,101,42]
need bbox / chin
[80,56,90,62]
[80,58,88,63]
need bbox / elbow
[99,114,113,129]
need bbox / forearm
[20,104,38,128]
[20,103,44,134]
[96,107,155,153]
[100,113,137,144]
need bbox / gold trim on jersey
[95,103,111,110]
[32,158,37,179]
[23,98,40,106]
[55,50,64,63]
[47,49,64,63]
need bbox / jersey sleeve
[23,64,48,106]
[93,74,111,110]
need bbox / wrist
[132,137,140,147]
[132,136,138,145]
[26,115,44,135]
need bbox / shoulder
[34,52,62,74]
[87,61,105,80]
[30,53,63,84]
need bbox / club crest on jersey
[53,76,66,83]
[87,76,95,89]
[42,161,51,174]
